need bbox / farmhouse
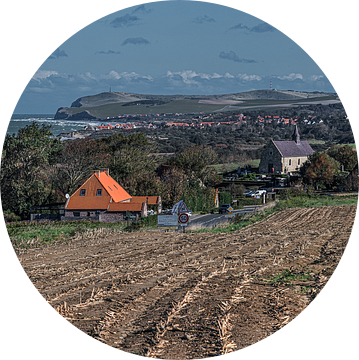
[64,169,156,222]
[259,126,314,174]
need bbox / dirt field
[16,205,356,359]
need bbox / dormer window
[80,189,86,196]
[96,189,102,196]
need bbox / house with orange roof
[64,169,153,222]
[130,195,162,214]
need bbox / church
[259,125,315,174]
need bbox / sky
[14,1,335,114]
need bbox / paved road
[187,206,261,230]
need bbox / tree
[102,133,158,195]
[326,145,358,171]
[300,152,340,190]
[55,138,110,197]
[159,166,187,209]
[1,123,62,219]
[169,145,220,186]
[343,166,358,191]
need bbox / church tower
[292,125,300,143]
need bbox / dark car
[219,204,232,214]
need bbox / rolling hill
[54,90,338,121]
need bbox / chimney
[91,170,101,177]
[92,169,109,177]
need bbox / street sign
[179,202,189,214]
[158,214,178,230]
[178,213,189,224]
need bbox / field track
[16,205,356,359]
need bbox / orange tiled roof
[108,202,144,212]
[130,196,160,205]
[94,172,131,203]
[66,196,111,210]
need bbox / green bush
[219,191,232,205]
[3,210,21,223]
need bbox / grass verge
[7,220,127,248]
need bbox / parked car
[251,190,267,197]
[245,191,255,197]
[219,204,232,214]
[162,209,173,215]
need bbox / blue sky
[15,1,334,113]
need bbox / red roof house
[64,169,152,222]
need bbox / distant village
[82,112,325,133]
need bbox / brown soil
[16,205,356,359]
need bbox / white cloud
[32,70,58,82]
[237,73,262,81]
[309,75,324,81]
[27,87,54,93]
[102,70,121,80]
[166,70,239,84]
[277,73,303,81]
[121,72,153,81]
[77,72,97,83]
[224,72,235,79]
[101,71,153,81]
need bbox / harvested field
[16,205,356,359]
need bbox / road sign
[178,213,189,224]
[179,202,189,214]
[228,206,233,214]
[158,214,178,230]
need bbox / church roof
[273,140,314,157]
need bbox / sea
[6,114,102,137]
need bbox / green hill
[54,90,338,120]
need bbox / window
[80,189,86,196]
[97,189,102,196]
[108,186,113,191]
[73,212,80,217]
[289,159,292,166]
[298,158,301,165]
